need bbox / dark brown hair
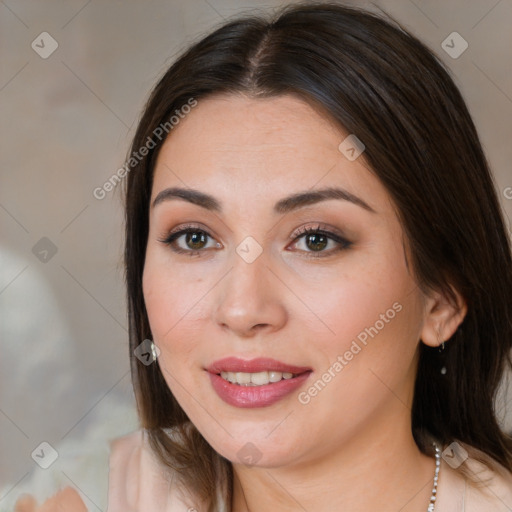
[122,2,512,509]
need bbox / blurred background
[1,0,511,510]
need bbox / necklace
[427,443,441,512]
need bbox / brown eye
[289,225,352,258]
[183,231,208,250]
[303,232,329,252]
[158,226,221,256]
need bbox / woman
[16,2,512,511]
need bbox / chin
[199,425,304,468]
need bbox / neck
[230,411,435,512]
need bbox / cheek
[142,262,204,413]
[305,255,415,346]
[143,263,171,340]
[142,256,212,374]
[295,284,422,446]
[302,249,423,397]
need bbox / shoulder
[437,442,512,512]
[107,429,201,512]
[463,447,512,512]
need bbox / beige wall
[1,0,511,507]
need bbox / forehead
[151,94,389,215]
[154,94,340,171]
[174,93,344,144]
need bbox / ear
[420,285,467,347]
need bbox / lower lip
[208,371,311,408]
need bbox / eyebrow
[151,186,376,214]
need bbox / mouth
[206,357,312,408]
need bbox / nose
[212,246,288,338]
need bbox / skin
[143,93,467,511]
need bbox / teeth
[269,371,282,383]
[219,371,297,386]
[250,371,271,385]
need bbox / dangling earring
[437,328,447,375]
[150,341,159,362]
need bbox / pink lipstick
[206,357,312,408]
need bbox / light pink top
[106,430,215,512]
[106,430,512,512]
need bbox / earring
[437,328,447,375]
[150,341,158,362]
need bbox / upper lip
[206,357,312,375]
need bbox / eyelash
[157,223,352,259]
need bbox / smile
[206,357,312,408]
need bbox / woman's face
[143,93,429,467]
